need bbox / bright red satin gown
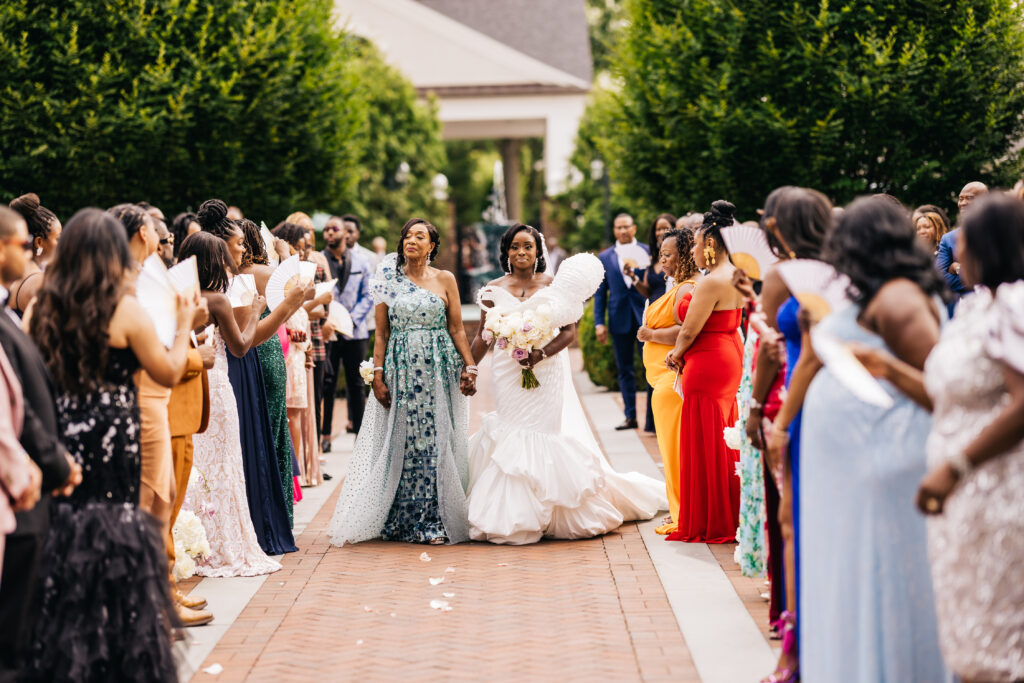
[666,293,743,543]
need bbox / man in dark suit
[593,213,649,430]
[936,181,988,317]
[0,206,79,681]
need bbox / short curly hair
[396,218,439,269]
[498,223,546,274]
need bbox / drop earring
[704,245,716,266]
[533,258,539,274]
[35,247,42,256]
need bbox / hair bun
[10,192,41,218]
[197,199,228,229]
[710,200,736,222]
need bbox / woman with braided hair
[7,193,61,318]
[665,200,746,543]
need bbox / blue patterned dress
[328,255,470,545]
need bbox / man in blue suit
[936,181,987,316]
[593,213,649,430]
[321,215,374,445]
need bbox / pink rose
[522,323,532,332]
[496,338,508,350]
[512,347,528,361]
[482,329,494,343]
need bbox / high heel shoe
[760,611,799,682]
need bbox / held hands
[765,421,789,483]
[916,463,959,515]
[52,452,82,498]
[459,368,478,396]
[595,324,609,345]
[665,348,684,371]
[372,373,391,409]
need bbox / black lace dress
[30,347,179,682]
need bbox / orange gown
[641,281,692,531]
[666,293,743,543]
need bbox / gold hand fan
[720,226,779,280]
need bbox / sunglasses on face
[159,236,174,245]
[5,238,32,252]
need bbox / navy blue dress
[646,266,668,304]
[227,348,298,555]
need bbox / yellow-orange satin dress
[641,280,692,533]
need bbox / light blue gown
[800,304,947,682]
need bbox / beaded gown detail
[924,282,1024,681]
[467,256,666,545]
[30,347,179,682]
[226,346,297,555]
[183,330,280,576]
[800,303,946,682]
[329,255,470,545]
[256,309,295,524]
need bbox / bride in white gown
[467,224,667,545]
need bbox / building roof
[415,0,592,85]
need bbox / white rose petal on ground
[442,592,455,598]
[429,599,452,611]
[429,577,444,586]
[202,664,224,675]
[444,566,455,573]
[363,606,373,612]
[419,552,431,562]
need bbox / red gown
[666,293,743,543]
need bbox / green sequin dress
[328,255,470,545]
[256,309,295,526]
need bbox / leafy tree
[597,0,1024,217]
[0,0,365,220]
[337,41,447,243]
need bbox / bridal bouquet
[481,304,559,389]
[359,359,376,385]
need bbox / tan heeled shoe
[174,588,208,610]
[176,604,214,627]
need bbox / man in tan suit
[168,339,214,625]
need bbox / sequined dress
[256,309,295,524]
[924,282,1024,681]
[30,347,179,681]
[329,255,469,545]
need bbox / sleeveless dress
[734,326,766,577]
[183,330,281,576]
[800,302,946,682]
[30,347,179,682]
[641,280,689,528]
[256,309,296,523]
[665,294,743,543]
[924,282,1024,681]
[329,255,470,545]
[776,295,802,620]
[468,258,667,545]
[226,347,297,555]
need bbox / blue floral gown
[328,255,470,545]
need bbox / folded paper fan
[167,256,199,298]
[136,254,178,348]
[776,259,852,322]
[328,301,354,339]
[721,226,779,280]
[265,255,301,312]
[616,243,651,271]
[299,260,317,284]
[261,222,279,265]
[227,273,256,308]
[810,328,894,408]
[316,278,337,299]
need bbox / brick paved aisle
[188,351,772,682]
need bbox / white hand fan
[136,254,178,348]
[167,256,199,297]
[316,278,337,299]
[616,243,651,270]
[810,328,894,408]
[261,222,279,265]
[776,259,852,322]
[299,260,317,284]
[721,225,779,280]
[328,301,354,339]
[226,273,256,308]
[265,255,301,311]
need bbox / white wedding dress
[467,255,667,545]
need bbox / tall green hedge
[594,0,1024,216]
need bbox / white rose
[723,425,742,450]
[359,360,376,385]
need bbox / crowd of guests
[595,183,1023,682]
[0,194,383,680]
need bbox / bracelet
[748,397,763,412]
[373,366,384,373]
[948,451,972,477]
[538,347,548,360]
[464,365,479,375]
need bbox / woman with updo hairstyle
[792,196,947,681]
[664,200,745,544]
[329,217,478,546]
[855,193,1024,682]
[197,200,301,556]
[27,208,196,680]
[637,225,700,534]
[7,193,61,317]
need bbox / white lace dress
[923,281,1024,681]
[467,255,667,545]
[183,330,281,577]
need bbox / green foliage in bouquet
[579,299,648,392]
[585,0,1024,218]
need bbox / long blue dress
[776,296,802,620]
[227,347,298,555]
[328,254,469,545]
[799,304,946,681]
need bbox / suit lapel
[338,250,353,292]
